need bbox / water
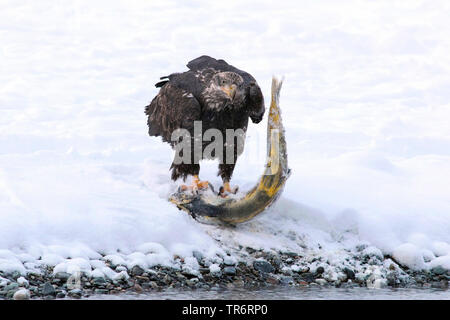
[88,287,450,300]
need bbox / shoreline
[1,246,448,300]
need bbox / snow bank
[0,0,450,276]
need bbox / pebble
[315,279,327,286]
[300,272,315,282]
[315,266,325,275]
[68,289,83,298]
[41,282,56,296]
[266,276,280,285]
[193,251,204,264]
[280,276,294,285]
[94,289,109,295]
[92,277,106,286]
[54,272,71,281]
[13,289,30,300]
[17,277,29,287]
[283,251,299,258]
[253,260,275,273]
[223,267,236,276]
[5,283,19,291]
[343,268,356,280]
[133,283,144,293]
[224,256,237,266]
[131,265,145,276]
[431,266,447,276]
[116,266,128,272]
[1,245,448,299]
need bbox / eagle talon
[180,175,209,194]
[218,182,238,198]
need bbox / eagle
[145,55,265,196]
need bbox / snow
[429,256,450,270]
[209,264,221,274]
[0,0,450,278]
[392,243,427,270]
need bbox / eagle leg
[218,181,239,198]
[180,175,209,194]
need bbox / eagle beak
[221,84,237,99]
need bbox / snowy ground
[1,0,450,288]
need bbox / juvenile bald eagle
[145,55,265,196]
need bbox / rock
[130,265,145,277]
[223,267,236,276]
[266,276,280,285]
[6,290,16,299]
[13,289,30,300]
[315,267,325,275]
[56,291,66,299]
[92,277,107,287]
[116,266,128,272]
[4,283,19,292]
[343,268,355,280]
[113,271,130,281]
[11,271,21,280]
[271,257,282,269]
[94,288,109,295]
[223,256,237,266]
[300,267,310,273]
[280,276,294,285]
[315,279,327,286]
[16,277,29,288]
[193,251,204,264]
[199,267,210,274]
[283,251,299,258]
[41,282,56,296]
[68,289,83,298]
[149,281,159,289]
[386,273,398,286]
[245,247,257,254]
[431,280,448,289]
[133,283,144,293]
[253,260,274,273]
[300,272,315,282]
[186,278,199,287]
[431,266,447,276]
[136,275,150,281]
[54,272,71,281]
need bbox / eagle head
[214,72,244,101]
[246,82,265,123]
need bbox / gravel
[0,245,448,300]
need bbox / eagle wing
[145,82,201,146]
